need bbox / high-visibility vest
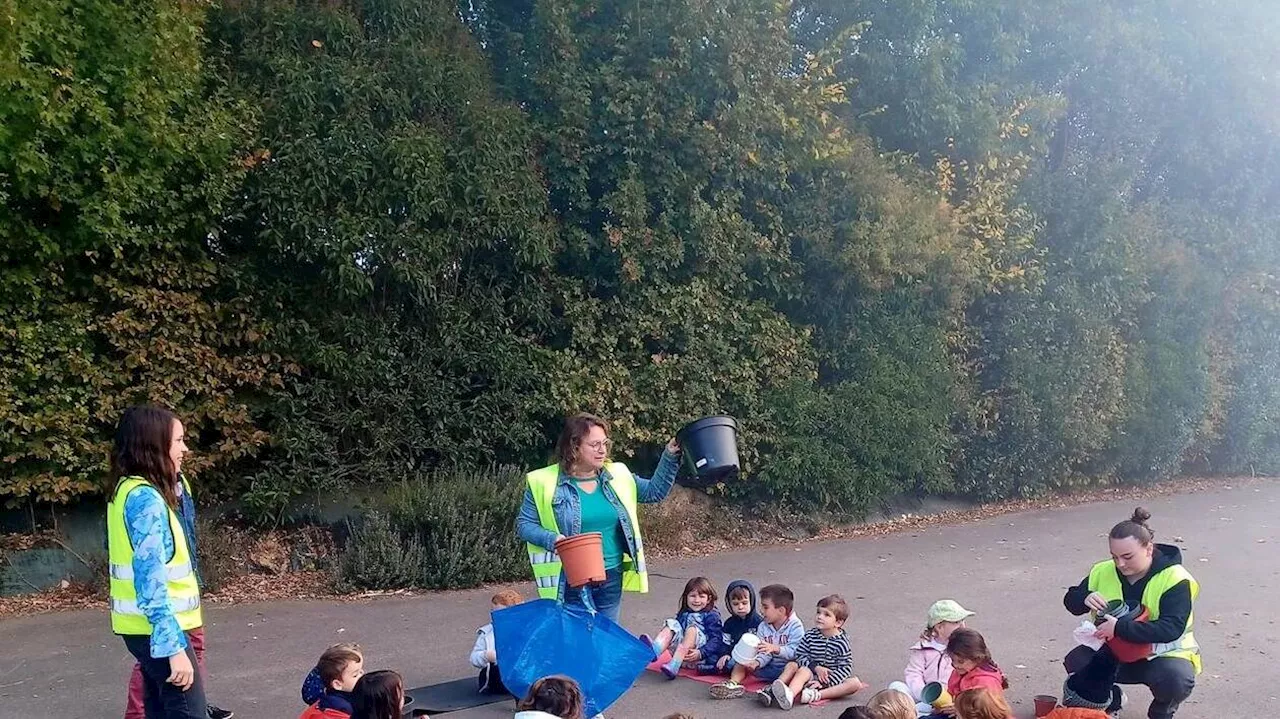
[525,463,649,599]
[107,476,203,635]
[1087,559,1201,673]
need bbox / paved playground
[2,481,1274,718]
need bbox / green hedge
[3,0,1279,527]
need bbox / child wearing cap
[888,599,975,717]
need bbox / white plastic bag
[1072,619,1104,650]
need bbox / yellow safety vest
[525,463,649,599]
[107,476,203,635]
[1087,559,1201,674]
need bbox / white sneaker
[800,687,820,705]
[772,679,794,710]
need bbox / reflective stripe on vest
[525,463,650,599]
[106,477,203,635]
[1087,559,1201,673]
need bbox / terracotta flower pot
[1033,694,1058,717]
[555,532,606,588]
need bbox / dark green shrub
[338,510,426,591]
[338,465,527,591]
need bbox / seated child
[514,674,585,719]
[351,670,409,719]
[642,576,725,679]
[761,594,866,709]
[945,629,1009,698]
[709,583,805,700]
[299,643,364,719]
[952,688,1013,719]
[838,709,876,719]
[470,588,523,694]
[865,688,918,719]
[1051,643,1121,718]
[888,599,974,717]
[698,579,762,675]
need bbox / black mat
[403,678,512,715]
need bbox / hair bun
[1131,506,1152,525]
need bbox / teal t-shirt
[573,480,626,570]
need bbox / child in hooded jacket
[643,576,725,679]
[945,629,1009,699]
[299,644,364,719]
[888,600,975,716]
[698,579,763,675]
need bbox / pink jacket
[903,639,952,699]
[947,662,1007,697]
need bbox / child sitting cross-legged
[760,594,866,710]
[299,643,365,719]
[1045,644,1121,718]
[642,576,725,679]
[709,583,805,700]
[698,579,762,675]
[470,589,523,694]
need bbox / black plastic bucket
[677,415,740,486]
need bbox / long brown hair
[555,412,610,472]
[517,675,585,719]
[351,670,402,719]
[946,628,1009,689]
[109,405,180,509]
[678,576,718,614]
[953,688,1012,719]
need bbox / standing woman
[516,412,681,622]
[1062,508,1200,719]
[107,405,206,719]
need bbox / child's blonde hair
[953,688,1012,719]
[491,589,523,607]
[865,689,916,719]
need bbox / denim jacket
[515,450,681,557]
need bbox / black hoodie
[1063,542,1194,645]
[698,579,763,670]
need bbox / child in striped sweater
[760,594,866,710]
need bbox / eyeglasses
[584,439,612,451]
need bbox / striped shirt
[794,628,853,686]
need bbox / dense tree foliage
[3,0,1277,519]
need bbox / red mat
[643,652,827,706]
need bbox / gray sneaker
[710,681,744,700]
[754,687,775,707]
[772,679,794,710]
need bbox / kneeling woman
[1062,508,1200,719]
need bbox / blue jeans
[751,660,786,682]
[562,566,623,623]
